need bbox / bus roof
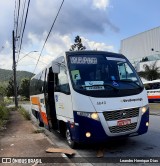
[31,50,126,80]
[66,50,124,58]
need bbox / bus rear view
[65,51,149,147]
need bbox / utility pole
[12,30,18,108]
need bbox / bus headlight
[141,105,149,115]
[77,112,99,121]
[91,113,99,120]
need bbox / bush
[18,106,31,120]
[0,104,10,128]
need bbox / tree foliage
[0,85,6,96]
[6,78,15,97]
[19,78,30,99]
[141,57,149,62]
[70,36,86,51]
[138,61,160,81]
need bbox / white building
[120,26,160,72]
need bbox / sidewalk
[0,110,73,166]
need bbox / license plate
[117,119,131,126]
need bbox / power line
[33,0,65,74]
[17,0,31,62]
[15,0,21,38]
[14,0,17,31]
[17,55,47,65]
[17,0,27,52]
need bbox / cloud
[0,0,118,73]
[16,33,114,73]
[0,0,14,48]
[82,36,114,51]
[0,53,13,70]
[92,0,110,10]
[24,0,119,40]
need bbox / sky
[0,0,160,74]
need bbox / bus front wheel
[66,128,77,149]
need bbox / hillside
[0,68,33,85]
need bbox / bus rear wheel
[66,128,77,149]
[38,114,44,127]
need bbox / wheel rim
[66,129,72,145]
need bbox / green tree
[0,85,5,96]
[6,78,15,97]
[0,85,5,103]
[141,57,149,62]
[70,36,86,51]
[19,78,30,99]
[138,61,160,81]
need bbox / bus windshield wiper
[117,80,142,89]
[81,84,119,91]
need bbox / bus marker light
[69,121,75,128]
[86,132,91,138]
[71,124,74,128]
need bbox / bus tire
[38,114,44,127]
[59,121,66,137]
[66,128,77,149]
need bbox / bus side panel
[54,92,73,121]
[30,95,49,126]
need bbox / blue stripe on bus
[148,99,160,103]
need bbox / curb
[31,122,76,166]
[149,113,160,116]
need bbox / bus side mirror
[52,63,60,73]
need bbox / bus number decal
[97,101,106,105]
[70,57,97,64]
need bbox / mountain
[0,68,33,85]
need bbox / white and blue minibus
[30,51,149,148]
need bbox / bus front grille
[103,108,139,121]
[109,122,137,133]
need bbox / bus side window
[56,66,70,94]
[41,69,46,93]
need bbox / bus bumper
[69,112,109,143]
[69,109,149,144]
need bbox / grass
[18,106,31,120]
[33,129,45,134]
[0,103,10,128]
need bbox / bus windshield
[67,53,144,97]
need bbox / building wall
[120,26,160,63]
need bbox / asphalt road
[22,104,160,165]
